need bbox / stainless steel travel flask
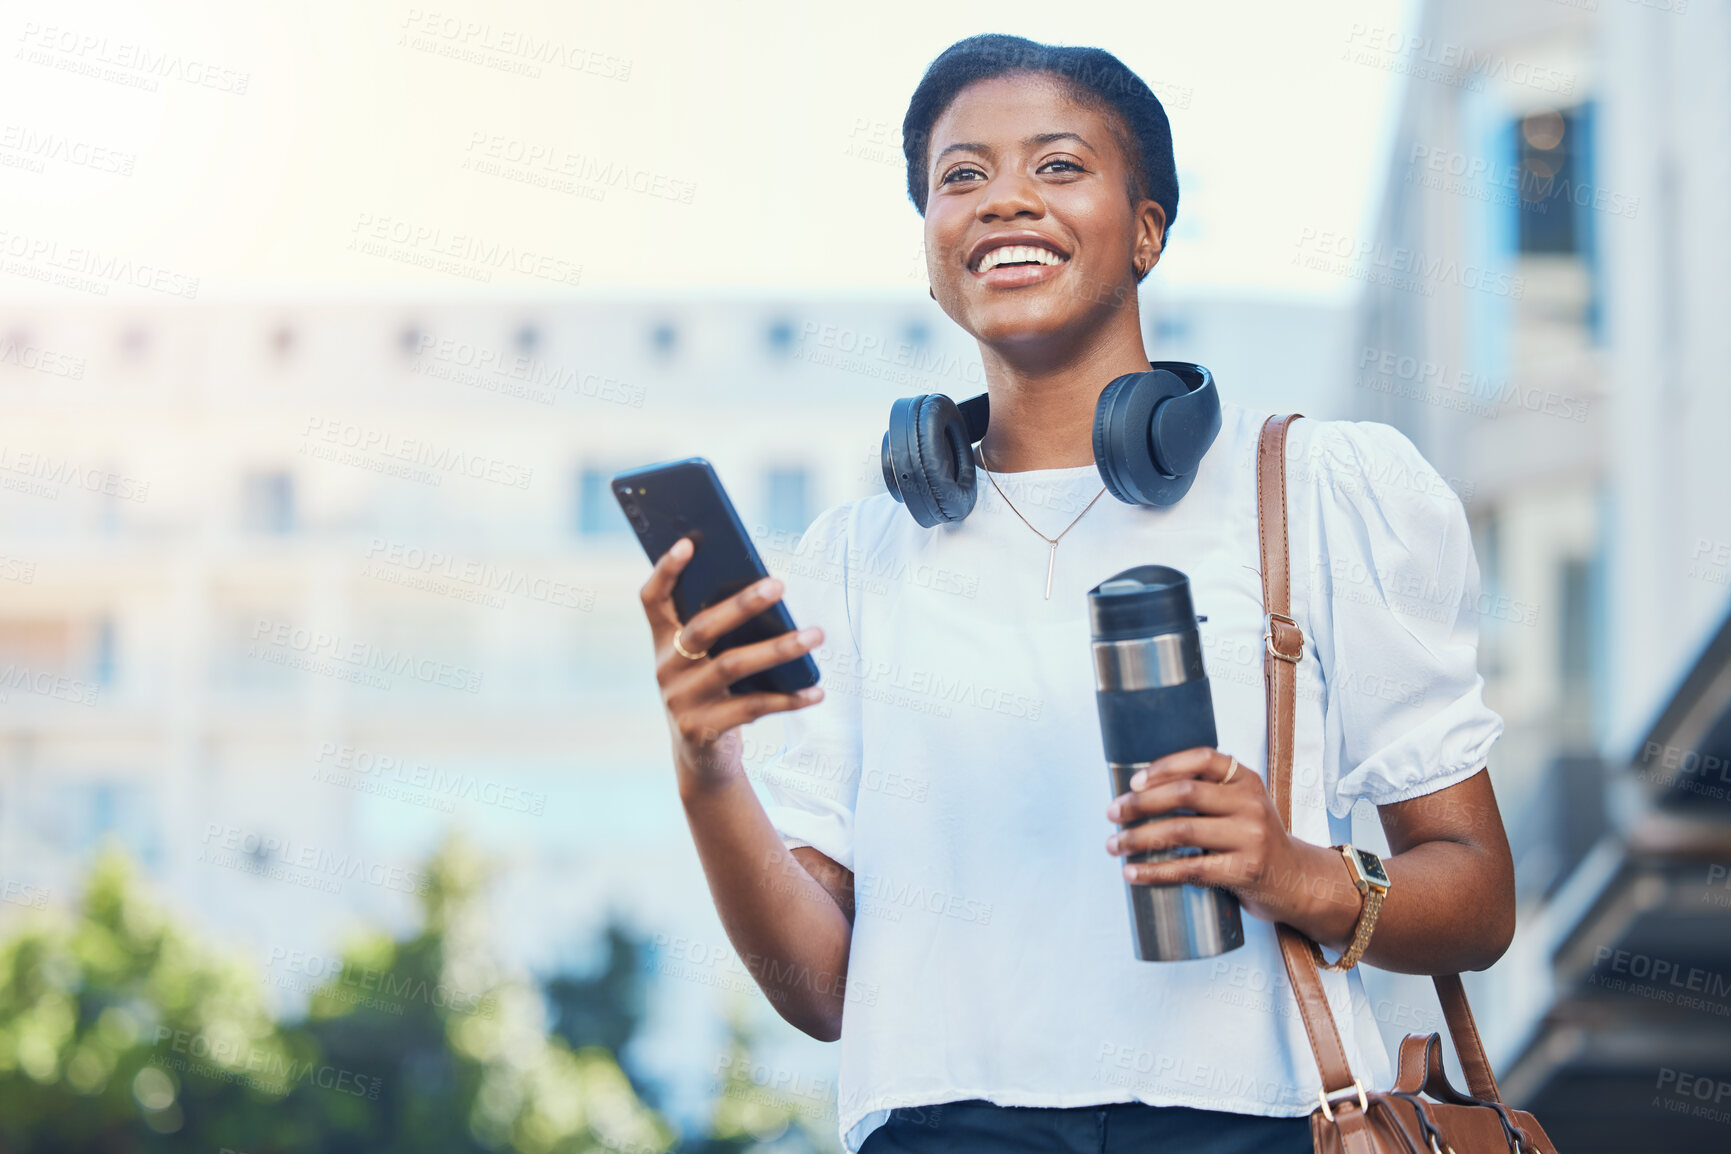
[1089,564,1244,961]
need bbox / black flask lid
[1087,564,1200,642]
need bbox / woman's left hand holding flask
[1105,746,1362,950]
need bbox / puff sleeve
[1299,420,1504,818]
[748,500,866,870]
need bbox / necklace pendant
[1044,541,1057,600]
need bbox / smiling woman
[634,31,1523,1154]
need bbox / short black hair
[901,34,1178,245]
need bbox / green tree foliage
[544,925,650,1070]
[694,996,835,1154]
[0,835,676,1154]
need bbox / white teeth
[976,244,1066,273]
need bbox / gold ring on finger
[1221,756,1240,786]
[672,626,708,662]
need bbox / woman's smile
[967,232,1072,288]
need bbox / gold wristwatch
[1316,844,1390,972]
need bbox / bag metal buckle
[1317,1078,1368,1122]
[1265,612,1304,664]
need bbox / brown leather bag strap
[1433,974,1502,1103]
[1256,414,1305,828]
[1394,1032,1480,1106]
[1256,413,1509,1121]
[1256,416,1359,1102]
[1257,416,1374,1154]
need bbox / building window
[766,468,810,536]
[577,468,629,536]
[1557,555,1596,742]
[242,472,295,534]
[42,781,160,865]
[1153,314,1190,344]
[1470,512,1504,678]
[271,325,296,359]
[1515,107,1583,255]
[92,617,116,685]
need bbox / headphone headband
[881,361,1222,526]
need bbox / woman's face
[922,73,1165,354]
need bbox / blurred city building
[0,288,1347,1130]
[1350,0,1731,1148]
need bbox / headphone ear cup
[919,394,978,523]
[882,393,977,527]
[1091,373,1146,506]
[1093,369,1213,507]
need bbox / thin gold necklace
[977,444,1108,599]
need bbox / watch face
[1354,848,1390,888]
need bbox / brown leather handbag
[1253,414,1560,1154]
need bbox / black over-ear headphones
[880,361,1222,528]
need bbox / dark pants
[859,1098,1312,1154]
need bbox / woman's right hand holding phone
[639,536,826,796]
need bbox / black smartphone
[612,457,820,696]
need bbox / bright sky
[0,0,1412,301]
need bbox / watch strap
[1316,886,1385,972]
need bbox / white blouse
[745,400,1502,1152]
